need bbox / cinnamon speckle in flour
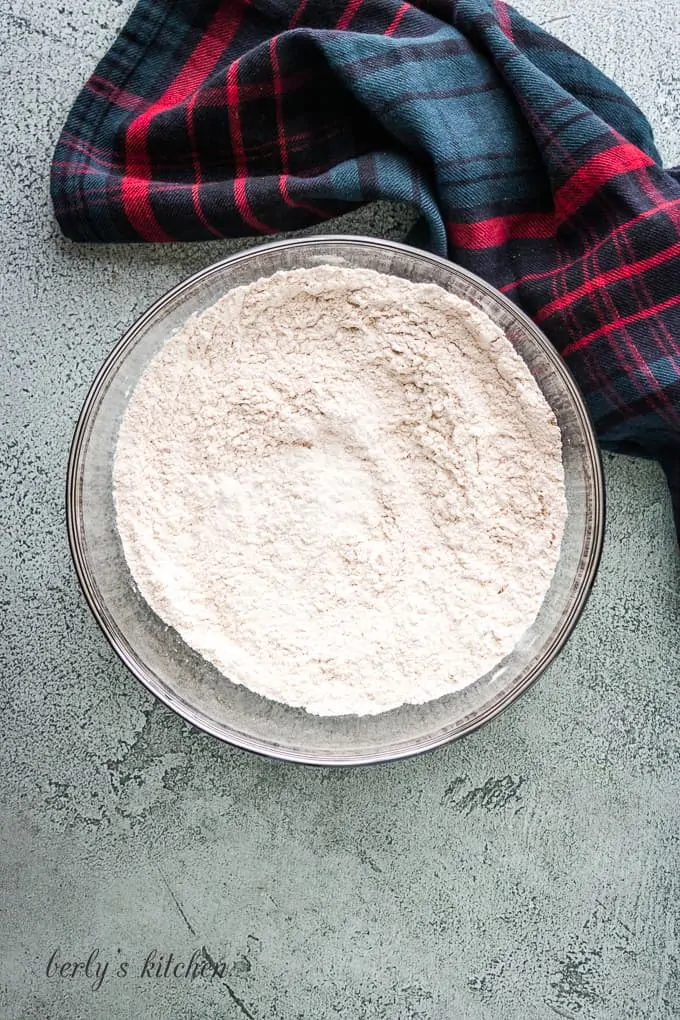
[113,266,566,716]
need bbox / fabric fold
[51,0,680,534]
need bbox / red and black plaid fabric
[51,0,680,532]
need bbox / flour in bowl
[113,265,566,716]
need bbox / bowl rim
[66,233,605,765]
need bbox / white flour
[113,265,566,716]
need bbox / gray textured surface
[2,1,680,1018]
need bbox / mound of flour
[113,265,566,716]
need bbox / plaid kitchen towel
[51,0,680,531]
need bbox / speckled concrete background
[2,1,680,1018]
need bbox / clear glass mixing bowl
[67,236,604,764]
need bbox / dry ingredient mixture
[113,265,567,716]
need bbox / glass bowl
[67,236,604,765]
